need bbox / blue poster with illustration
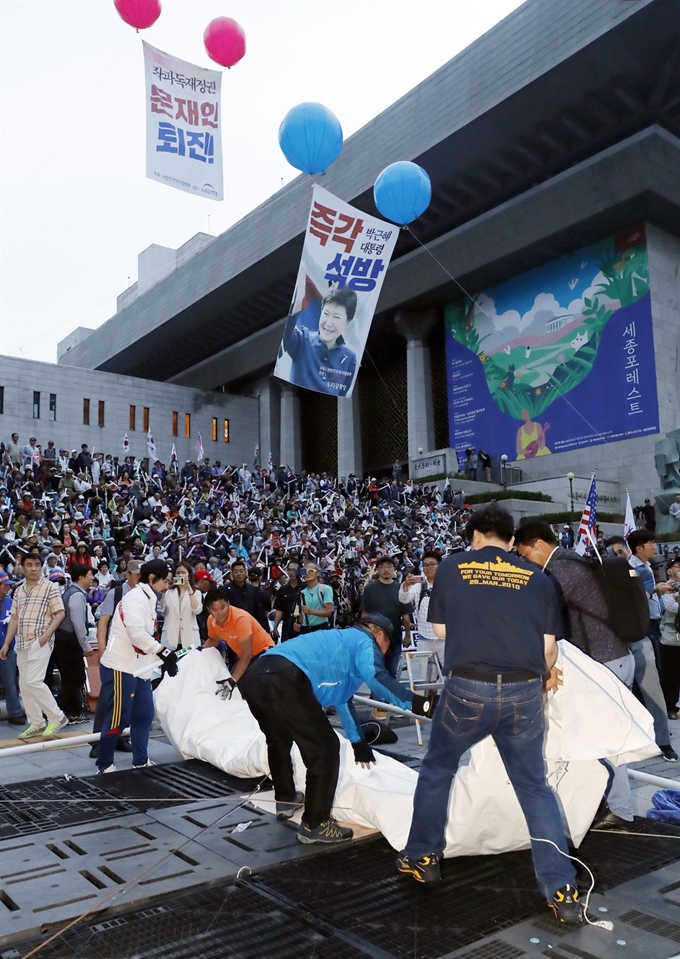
[445,226,659,461]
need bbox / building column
[254,374,280,466]
[394,309,440,461]
[279,383,302,471]
[337,381,363,480]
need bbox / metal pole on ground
[0,727,131,758]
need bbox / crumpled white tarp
[155,641,656,856]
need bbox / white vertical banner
[143,41,223,201]
[274,185,399,398]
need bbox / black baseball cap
[360,613,395,645]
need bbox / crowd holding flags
[574,472,597,556]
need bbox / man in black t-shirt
[273,563,302,642]
[397,506,583,926]
[360,556,411,677]
[226,560,271,635]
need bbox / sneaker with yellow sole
[17,724,45,740]
[41,716,69,737]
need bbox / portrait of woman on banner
[276,261,358,398]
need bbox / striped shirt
[11,579,65,650]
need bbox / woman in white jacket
[161,562,203,650]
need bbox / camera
[173,573,186,587]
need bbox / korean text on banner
[143,41,223,201]
[274,185,399,398]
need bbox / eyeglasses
[422,562,438,568]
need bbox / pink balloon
[114,0,161,30]
[203,17,246,69]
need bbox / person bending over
[238,613,435,845]
[203,586,274,694]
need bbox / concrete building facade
[0,357,257,467]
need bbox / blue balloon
[278,102,343,175]
[373,161,432,225]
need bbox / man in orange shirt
[204,587,274,696]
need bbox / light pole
[500,454,508,488]
[567,471,575,513]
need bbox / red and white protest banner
[143,41,222,201]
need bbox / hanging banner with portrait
[274,185,399,398]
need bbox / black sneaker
[661,744,679,762]
[297,818,353,844]
[549,884,584,924]
[396,852,441,883]
[276,791,305,820]
[89,744,98,759]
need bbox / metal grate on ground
[10,883,373,959]
[254,837,546,958]
[252,820,680,959]
[577,817,680,888]
[0,761,271,840]
[0,778,136,841]
[95,759,270,810]
[8,814,680,959]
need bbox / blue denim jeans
[0,646,24,718]
[630,633,670,746]
[405,675,576,900]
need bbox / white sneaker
[133,759,156,769]
[97,764,117,774]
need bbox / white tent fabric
[154,642,656,857]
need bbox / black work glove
[411,691,439,718]
[215,677,237,700]
[352,740,376,765]
[158,648,179,678]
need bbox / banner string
[404,226,659,496]
[363,348,405,417]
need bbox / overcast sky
[1,0,524,364]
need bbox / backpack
[105,583,125,641]
[569,555,650,644]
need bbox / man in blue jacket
[239,613,435,844]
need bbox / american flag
[195,432,204,462]
[574,473,597,555]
